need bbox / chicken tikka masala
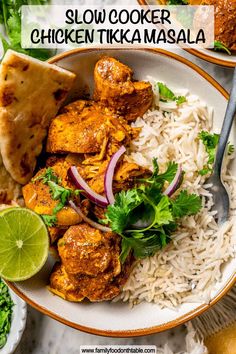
[22,57,153,302]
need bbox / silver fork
[206,68,236,225]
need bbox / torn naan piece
[0,154,21,204]
[0,50,76,185]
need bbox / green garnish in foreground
[199,131,234,175]
[0,279,14,349]
[167,0,188,4]
[157,82,187,105]
[0,0,53,60]
[0,208,49,281]
[103,159,201,262]
[214,41,231,56]
[36,168,81,227]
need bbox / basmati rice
[118,88,236,308]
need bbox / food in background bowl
[0,279,14,349]
[158,0,236,54]
[149,0,236,67]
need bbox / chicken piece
[94,57,153,121]
[47,100,136,155]
[22,167,81,227]
[49,263,84,302]
[49,233,133,302]
[58,224,121,277]
[201,0,236,50]
[48,226,67,244]
[88,159,150,195]
[49,263,121,302]
[47,100,107,154]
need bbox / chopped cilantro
[32,168,80,227]
[214,41,231,55]
[104,159,201,262]
[157,82,187,105]
[32,167,60,184]
[199,131,234,175]
[41,214,57,227]
[0,279,14,349]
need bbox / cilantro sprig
[157,82,187,105]
[0,279,14,349]
[214,41,231,56]
[199,131,234,176]
[103,159,201,263]
[34,168,81,227]
[0,0,53,60]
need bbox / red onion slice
[68,166,108,207]
[163,165,183,197]
[104,145,126,204]
[69,200,112,233]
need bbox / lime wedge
[0,208,49,281]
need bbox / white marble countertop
[9,0,235,352]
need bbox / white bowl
[8,48,236,337]
[0,287,27,354]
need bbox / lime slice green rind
[0,208,49,281]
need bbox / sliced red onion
[163,165,183,197]
[69,200,112,233]
[105,145,126,204]
[68,166,108,207]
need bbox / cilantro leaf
[199,131,234,175]
[156,82,186,105]
[32,167,59,184]
[104,160,202,263]
[41,214,57,227]
[214,41,231,55]
[140,159,178,185]
[34,169,80,227]
[152,195,173,226]
[0,279,14,349]
[171,190,201,218]
[104,189,143,234]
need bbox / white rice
[118,87,236,308]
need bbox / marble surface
[13,48,234,354]
[5,0,235,352]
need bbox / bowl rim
[7,47,236,338]
[137,0,236,68]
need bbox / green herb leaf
[104,189,143,234]
[214,41,231,55]
[34,169,80,227]
[104,160,201,263]
[140,159,178,185]
[41,214,57,227]
[157,82,187,105]
[199,131,234,175]
[171,190,202,218]
[32,167,59,184]
[0,279,14,349]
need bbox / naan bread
[0,155,21,204]
[0,50,76,185]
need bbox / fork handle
[214,68,236,176]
